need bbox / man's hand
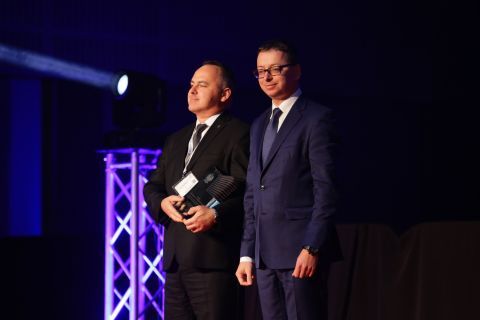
[292,249,319,278]
[183,205,216,233]
[236,261,255,286]
[160,195,185,223]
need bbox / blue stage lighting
[116,74,129,96]
[0,43,115,89]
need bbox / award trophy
[173,167,238,215]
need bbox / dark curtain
[2,222,479,319]
[245,222,480,320]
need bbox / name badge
[173,172,198,197]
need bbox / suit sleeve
[214,128,250,228]
[143,136,172,226]
[304,109,337,250]
[240,128,256,258]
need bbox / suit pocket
[285,207,311,220]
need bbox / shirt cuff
[240,256,254,263]
[211,208,218,221]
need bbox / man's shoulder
[217,113,250,133]
[252,108,270,126]
[297,95,331,114]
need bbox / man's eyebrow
[191,80,209,85]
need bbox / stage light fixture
[111,71,166,129]
[115,74,129,96]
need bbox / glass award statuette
[173,168,238,215]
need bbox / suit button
[260,185,265,191]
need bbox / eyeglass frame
[253,63,296,79]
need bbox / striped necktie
[185,123,208,168]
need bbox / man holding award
[144,61,249,320]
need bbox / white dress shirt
[184,113,222,173]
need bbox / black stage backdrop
[243,222,480,320]
[1,0,479,318]
[2,222,479,319]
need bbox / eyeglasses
[253,63,296,79]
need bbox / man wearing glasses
[236,40,341,319]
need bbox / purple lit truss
[103,148,164,320]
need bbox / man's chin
[262,87,279,96]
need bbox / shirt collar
[196,112,222,127]
[271,88,302,114]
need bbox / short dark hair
[202,60,236,90]
[258,40,299,64]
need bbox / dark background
[0,0,478,318]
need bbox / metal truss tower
[103,148,164,320]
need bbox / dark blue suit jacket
[240,95,342,269]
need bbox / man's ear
[220,87,232,103]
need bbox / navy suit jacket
[240,95,341,269]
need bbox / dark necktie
[185,123,208,168]
[262,108,282,165]
[192,123,208,151]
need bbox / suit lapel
[255,109,271,169]
[262,97,305,172]
[171,123,195,178]
[185,113,229,171]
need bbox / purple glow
[103,148,164,320]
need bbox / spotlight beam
[0,43,115,89]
